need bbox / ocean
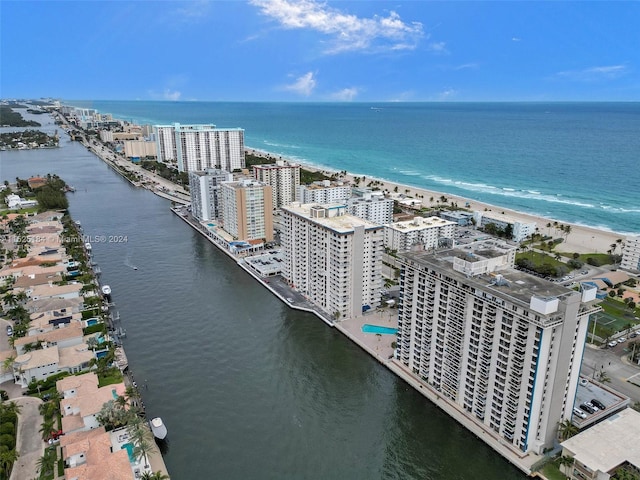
[70,101,640,235]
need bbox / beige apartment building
[220,180,274,242]
[253,160,301,209]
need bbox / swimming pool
[122,442,136,463]
[362,324,398,335]
[86,318,98,326]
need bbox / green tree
[36,447,56,477]
[39,418,55,441]
[141,471,170,480]
[0,449,19,479]
[558,419,578,441]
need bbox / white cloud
[250,0,424,54]
[284,72,317,96]
[512,37,521,42]
[436,88,457,100]
[174,0,211,22]
[163,89,182,101]
[329,87,359,101]
[454,63,478,70]
[427,41,449,55]
[555,65,628,81]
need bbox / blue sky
[2,1,638,101]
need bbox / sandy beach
[247,148,625,255]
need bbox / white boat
[101,285,112,296]
[150,417,167,440]
[85,242,92,251]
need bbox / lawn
[98,368,124,387]
[541,462,568,480]
[516,251,567,268]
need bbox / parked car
[6,326,13,337]
[618,337,626,344]
[585,402,599,412]
[579,404,595,414]
[630,332,638,338]
[590,399,605,410]
[573,407,587,419]
[608,341,618,348]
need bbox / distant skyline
[1,1,639,102]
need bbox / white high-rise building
[347,189,394,225]
[253,161,301,209]
[281,203,384,319]
[189,169,233,221]
[621,236,640,273]
[473,211,536,242]
[154,123,245,173]
[220,180,273,242]
[384,216,456,252]
[297,181,351,204]
[396,240,600,454]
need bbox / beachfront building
[347,189,394,225]
[560,408,640,480]
[439,211,474,226]
[220,180,274,242]
[384,216,456,253]
[189,168,233,222]
[253,161,301,209]
[281,203,384,319]
[296,180,351,204]
[123,139,156,160]
[473,211,536,242]
[395,239,601,454]
[621,236,640,272]
[154,123,245,173]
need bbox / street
[582,343,640,403]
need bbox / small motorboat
[150,417,167,440]
[101,285,112,296]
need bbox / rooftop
[57,371,99,396]
[388,216,456,232]
[283,202,382,233]
[400,246,574,309]
[14,322,83,348]
[562,408,640,473]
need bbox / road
[582,342,640,403]
[9,397,44,480]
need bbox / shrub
[0,423,15,435]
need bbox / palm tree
[596,370,611,384]
[0,449,19,479]
[557,455,574,475]
[558,419,578,441]
[36,447,56,477]
[39,418,55,441]
[141,472,170,480]
[2,292,18,307]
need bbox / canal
[1,111,526,479]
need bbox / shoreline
[246,146,628,255]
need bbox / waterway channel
[1,111,527,479]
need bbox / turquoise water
[207,223,216,227]
[362,324,398,335]
[86,318,98,326]
[121,442,135,463]
[69,101,640,234]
